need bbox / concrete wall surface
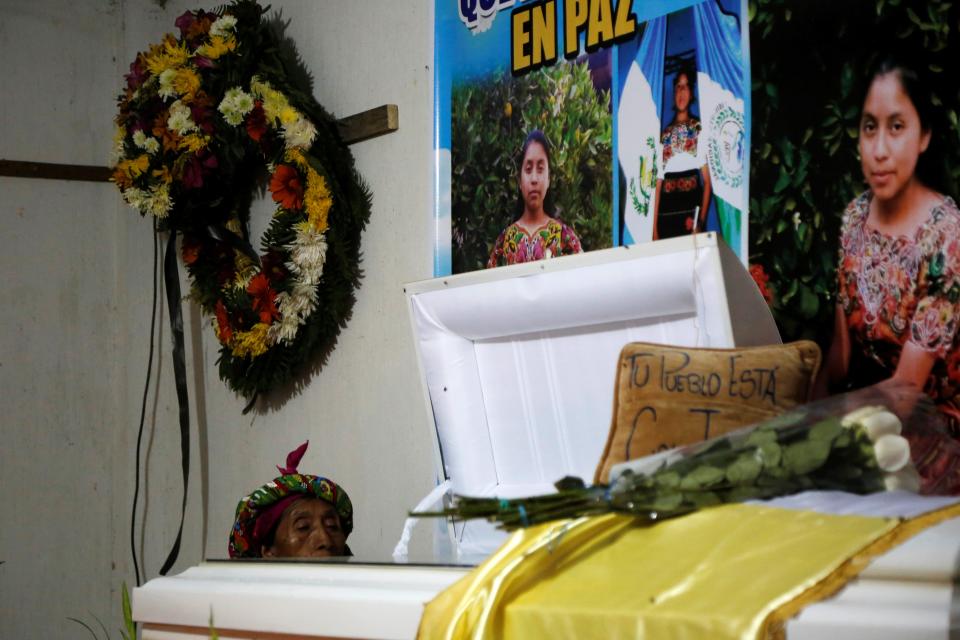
[0,0,437,636]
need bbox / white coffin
[401,233,780,557]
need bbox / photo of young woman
[816,53,960,491]
[486,130,584,268]
[652,65,713,240]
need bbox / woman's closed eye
[294,517,312,532]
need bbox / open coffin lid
[399,233,782,559]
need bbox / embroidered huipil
[487,219,583,268]
[838,191,960,492]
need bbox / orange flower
[111,166,133,189]
[153,109,180,153]
[269,164,304,211]
[181,238,200,265]
[246,273,280,324]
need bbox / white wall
[1,0,437,637]
[0,2,127,636]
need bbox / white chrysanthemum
[167,100,197,135]
[122,186,148,212]
[291,281,317,300]
[209,14,237,37]
[132,130,160,155]
[277,285,317,318]
[146,183,172,218]
[291,282,319,317]
[282,118,317,149]
[286,230,328,284]
[158,68,177,99]
[218,87,255,126]
[268,313,303,344]
[268,270,321,345]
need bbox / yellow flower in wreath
[112,155,150,188]
[198,35,236,60]
[144,35,191,75]
[177,133,209,153]
[304,172,332,232]
[231,323,271,358]
[173,67,201,100]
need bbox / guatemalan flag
[618,0,748,257]
[617,17,666,246]
[694,1,748,258]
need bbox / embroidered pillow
[594,341,822,484]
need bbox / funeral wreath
[112,0,371,400]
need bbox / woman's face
[674,73,691,113]
[519,140,550,214]
[859,72,931,203]
[262,497,347,558]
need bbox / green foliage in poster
[749,0,960,344]
[451,60,613,273]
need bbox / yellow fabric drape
[418,502,960,640]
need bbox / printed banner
[434,0,751,275]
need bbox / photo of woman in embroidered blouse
[817,54,960,492]
[486,130,584,268]
[652,65,712,240]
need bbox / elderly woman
[229,441,353,558]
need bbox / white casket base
[133,494,960,639]
[135,561,466,640]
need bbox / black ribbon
[159,231,191,576]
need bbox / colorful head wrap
[229,441,353,558]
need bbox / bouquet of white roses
[415,383,958,529]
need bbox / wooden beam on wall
[337,104,399,145]
[0,104,399,183]
[0,160,113,183]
